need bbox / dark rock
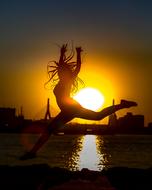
[0,164,152,190]
[104,167,152,190]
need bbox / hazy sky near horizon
[0,0,152,124]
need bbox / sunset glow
[0,0,151,124]
[73,87,104,111]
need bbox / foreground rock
[0,164,151,190]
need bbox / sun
[73,87,104,111]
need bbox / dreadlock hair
[45,45,85,94]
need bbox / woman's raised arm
[73,47,83,76]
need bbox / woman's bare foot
[19,152,36,161]
[120,99,137,108]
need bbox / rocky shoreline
[0,164,152,190]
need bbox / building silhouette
[0,108,16,127]
[117,112,144,133]
[107,99,145,134]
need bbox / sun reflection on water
[67,135,108,171]
[67,135,84,171]
[96,136,109,170]
[79,135,106,171]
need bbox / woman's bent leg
[76,100,137,120]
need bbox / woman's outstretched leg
[20,99,137,160]
[20,113,73,160]
[76,99,137,120]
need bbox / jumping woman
[20,44,137,160]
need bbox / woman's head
[45,44,84,92]
[57,63,74,82]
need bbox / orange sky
[0,0,152,125]
[1,47,150,125]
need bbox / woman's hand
[60,44,67,54]
[76,47,83,53]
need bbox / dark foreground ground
[0,164,152,190]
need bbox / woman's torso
[53,64,81,110]
[53,81,81,111]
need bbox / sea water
[0,133,152,171]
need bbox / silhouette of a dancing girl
[20,44,137,160]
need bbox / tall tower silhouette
[108,99,117,127]
[44,98,51,120]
